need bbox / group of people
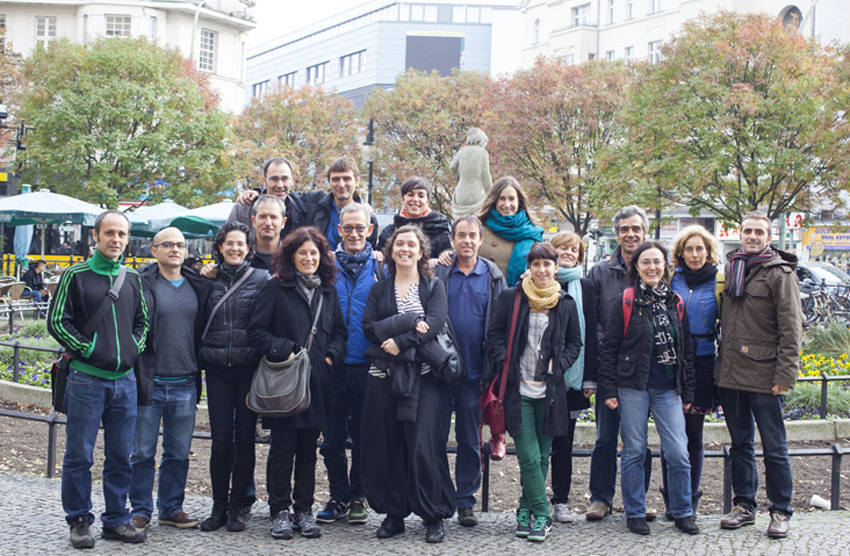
[46,155,803,550]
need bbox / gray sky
[246,0,367,49]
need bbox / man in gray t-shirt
[129,227,208,530]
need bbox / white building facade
[0,0,256,113]
[520,0,849,67]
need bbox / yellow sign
[0,173,7,181]
[803,226,850,252]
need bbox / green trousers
[512,395,552,517]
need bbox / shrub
[804,321,850,358]
[785,382,850,417]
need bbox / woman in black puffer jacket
[198,222,268,533]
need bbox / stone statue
[450,127,492,219]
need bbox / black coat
[484,286,582,438]
[597,286,696,404]
[136,263,210,405]
[199,266,269,376]
[377,211,452,258]
[247,279,347,429]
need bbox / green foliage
[601,11,850,222]
[785,382,850,416]
[362,69,490,214]
[19,37,232,208]
[231,85,359,193]
[487,58,630,234]
[804,322,850,359]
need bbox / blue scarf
[557,265,585,390]
[485,207,543,285]
[336,243,373,280]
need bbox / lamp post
[361,119,376,205]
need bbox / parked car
[797,261,850,290]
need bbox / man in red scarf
[716,211,802,539]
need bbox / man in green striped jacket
[47,210,149,549]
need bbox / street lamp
[361,119,376,205]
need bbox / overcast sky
[246,0,369,49]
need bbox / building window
[411,5,424,21]
[279,72,297,87]
[467,6,480,23]
[625,45,634,60]
[533,18,540,44]
[0,15,6,51]
[628,0,634,19]
[252,80,269,98]
[35,15,57,46]
[572,4,591,26]
[306,61,328,85]
[651,0,663,14]
[564,53,576,65]
[648,40,662,64]
[340,50,365,77]
[199,28,216,72]
[606,50,615,60]
[105,15,131,37]
[149,17,157,41]
[609,0,615,24]
[452,6,465,22]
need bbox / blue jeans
[618,387,692,518]
[718,387,793,516]
[129,380,197,519]
[589,397,652,506]
[439,380,482,508]
[62,370,137,527]
[320,363,369,502]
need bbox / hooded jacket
[715,248,802,394]
[377,210,452,258]
[47,250,148,379]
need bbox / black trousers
[267,423,321,516]
[206,372,257,511]
[360,372,456,523]
[550,417,578,504]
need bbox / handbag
[246,295,324,417]
[479,289,521,461]
[51,266,127,414]
[425,278,466,385]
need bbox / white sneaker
[553,503,575,523]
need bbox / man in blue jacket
[435,215,506,526]
[48,211,149,549]
[316,202,382,525]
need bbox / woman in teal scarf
[476,176,544,285]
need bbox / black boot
[201,505,228,532]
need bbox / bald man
[129,227,209,531]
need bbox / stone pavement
[3,472,849,556]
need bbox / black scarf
[296,272,322,302]
[219,260,251,283]
[336,243,373,280]
[636,281,678,370]
[682,263,718,289]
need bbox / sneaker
[766,512,790,539]
[585,501,611,521]
[101,524,146,544]
[515,508,533,538]
[720,505,756,530]
[425,519,446,543]
[69,516,95,549]
[527,516,553,542]
[158,511,200,529]
[457,506,478,527]
[348,499,368,525]
[200,506,227,532]
[674,515,700,535]
[271,510,293,540]
[129,516,150,530]
[226,508,246,532]
[376,515,405,538]
[626,517,650,536]
[316,499,348,524]
[553,503,574,523]
[292,511,322,538]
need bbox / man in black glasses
[129,227,209,532]
[227,157,305,237]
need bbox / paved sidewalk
[3,472,849,556]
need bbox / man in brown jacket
[716,211,802,539]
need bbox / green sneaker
[527,516,553,542]
[348,499,368,525]
[516,508,533,538]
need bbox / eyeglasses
[341,225,367,233]
[153,241,187,250]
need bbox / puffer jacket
[199,265,269,375]
[336,253,380,365]
[671,267,718,357]
[597,285,696,404]
[484,287,582,438]
[715,248,802,394]
[377,210,452,257]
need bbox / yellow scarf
[521,276,561,313]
